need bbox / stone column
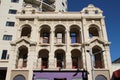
[27,46,36,80]
[104,45,112,76]
[65,29,72,69]
[37,58,41,69]
[49,29,55,69]
[82,18,89,42]
[18,58,23,68]
[101,18,108,41]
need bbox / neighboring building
[0,0,112,80]
[112,58,120,80]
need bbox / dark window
[71,33,77,43]
[62,2,65,6]
[6,21,15,27]
[95,75,107,80]
[1,50,7,59]
[13,75,25,80]
[85,10,89,14]
[11,0,19,3]
[3,35,12,41]
[54,78,66,80]
[9,9,17,14]
[95,10,98,14]
[42,58,48,68]
[0,70,7,80]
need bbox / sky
[67,0,120,61]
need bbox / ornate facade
[0,2,112,80]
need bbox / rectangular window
[11,0,19,3]
[3,35,12,41]
[9,9,17,14]
[6,21,15,27]
[1,50,7,59]
[71,33,77,43]
[57,33,62,43]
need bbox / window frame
[1,50,7,60]
[6,21,15,27]
[11,0,19,3]
[9,9,17,14]
[3,35,12,41]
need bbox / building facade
[0,0,112,80]
[112,58,120,80]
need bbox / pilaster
[66,28,72,69]
[49,26,55,69]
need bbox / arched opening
[89,25,99,38]
[92,46,104,68]
[40,25,50,44]
[70,25,81,43]
[38,49,49,69]
[71,49,83,69]
[13,75,25,80]
[95,75,107,80]
[21,25,31,38]
[16,46,28,68]
[55,49,66,68]
[55,25,66,44]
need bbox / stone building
[0,0,112,80]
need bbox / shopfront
[33,70,88,80]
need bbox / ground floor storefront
[33,70,88,80]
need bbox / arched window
[92,46,104,68]
[13,75,25,80]
[38,49,49,69]
[70,25,81,43]
[16,46,28,68]
[55,49,66,68]
[95,75,107,80]
[71,49,83,69]
[89,25,99,38]
[40,25,50,44]
[55,25,66,44]
[21,25,31,38]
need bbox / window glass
[71,33,77,43]
[6,21,15,27]
[72,78,83,80]
[1,50,7,59]
[9,9,17,14]
[57,33,62,38]
[57,33,62,43]
[11,0,19,3]
[13,75,25,80]
[3,35,12,41]
[43,33,49,43]
[95,75,107,80]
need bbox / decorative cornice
[10,37,37,46]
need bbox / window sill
[70,43,81,46]
[0,60,9,63]
[54,43,66,46]
[39,43,50,46]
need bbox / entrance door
[54,78,66,80]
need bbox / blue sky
[67,0,120,61]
